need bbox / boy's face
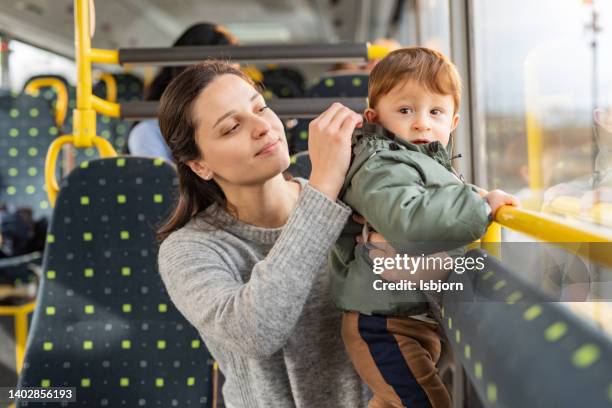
[365,80,460,148]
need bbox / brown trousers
[342,311,451,408]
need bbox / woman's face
[189,74,289,186]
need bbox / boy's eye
[431,109,442,115]
[399,107,413,114]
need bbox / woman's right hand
[308,103,362,200]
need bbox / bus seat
[442,248,612,407]
[22,74,72,129]
[0,93,57,220]
[286,73,369,154]
[285,119,310,155]
[286,151,311,180]
[307,73,368,98]
[17,157,217,407]
[262,67,305,98]
[93,73,144,103]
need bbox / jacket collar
[354,122,454,167]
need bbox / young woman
[157,60,367,407]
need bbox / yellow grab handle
[367,44,390,61]
[99,72,117,102]
[45,135,117,206]
[24,78,69,127]
[481,222,502,258]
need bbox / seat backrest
[0,93,58,220]
[286,151,311,179]
[18,157,216,407]
[307,73,368,98]
[285,73,369,154]
[262,67,305,98]
[285,119,310,155]
[94,73,144,103]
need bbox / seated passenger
[331,47,518,408]
[128,23,238,162]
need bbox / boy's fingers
[368,232,387,244]
[352,214,365,224]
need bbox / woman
[128,23,238,161]
[157,61,367,407]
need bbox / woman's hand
[308,103,362,200]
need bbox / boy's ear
[186,159,214,181]
[450,113,460,132]
[364,108,378,123]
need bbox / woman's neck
[221,175,301,228]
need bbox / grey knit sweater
[158,179,368,408]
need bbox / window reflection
[473,0,612,228]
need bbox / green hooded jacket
[330,123,492,316]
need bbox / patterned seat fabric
[18,157,217,407]
[92,73,144,155]
[94,73,144,103]
[285,119,310,155]
[0,93,58,220]
[262,67,305,98]
[307,73,368,98]
[285,151,312,180]
[286,73,369,154]
[22,75,72,124]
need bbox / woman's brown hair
[156,60,254,242]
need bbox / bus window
[417,0,451,56]
[472,0,612,224]
[7,39,76,92]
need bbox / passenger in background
[127,23,238,162]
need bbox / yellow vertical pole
[73,0,97,148]
[524,59,544,208]
[14,304,35,374]
[481,222,501,259]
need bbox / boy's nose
[412,113,431,131]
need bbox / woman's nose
[252,115,272,139]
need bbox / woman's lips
[256,139,280,156]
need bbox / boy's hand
[485,189,519,217]
[353,215,452,282]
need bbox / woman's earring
[203,173,213,180]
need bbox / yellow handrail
[24,78,69,127]
[43,0,120,206]
[98,72,117,102]
[484,205,612,268]
[0,301,36,374]
[45,135,116,206]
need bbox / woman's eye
[258,105,269,113]
[224,123,240,135]
[399,107,413,114]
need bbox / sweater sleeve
[343,156,491,250]
[158,184,351,358]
